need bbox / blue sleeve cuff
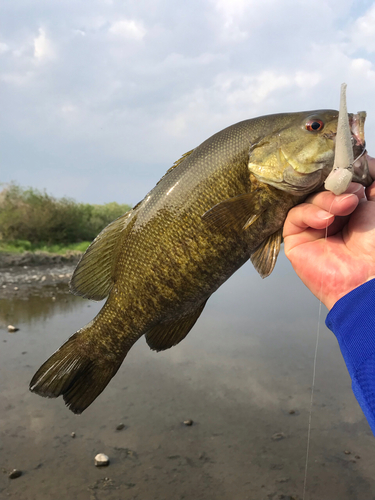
[326,279,375,434]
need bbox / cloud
[351,3,375,53]
[0,42,9,54]
[109,19,146,40]
[1,0,375,205]
[33,28,55,61]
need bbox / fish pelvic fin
[201,190,266,232]
[145,300,208,352]
[29,328,126,414]
[250,228,283,278]
[70,210,137,301]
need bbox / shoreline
[0,252,83,300]
[0,250,83,268]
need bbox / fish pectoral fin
[201,190,264,232]
[70,210,136,301]
[250,228,283,278]
[145,300,208,352]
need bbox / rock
[183,419,193,426]
[9,469,22,479]
[71,432,76,438]
[288,410,295,414]
[344,450,351,455]
[95,453,109,467]
[8,325,19,333]
[14,287,19,291]
[116,423,125,431]
[271,432,286,441]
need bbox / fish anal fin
[145,300,207,352]
[201,190,264,232]
[250,228,283,278]
[70,210,135,301]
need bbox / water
[1,252,374,500]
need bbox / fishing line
[302,200,334,500]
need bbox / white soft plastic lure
[324,83,354,195]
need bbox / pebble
[271,432,286,441]
[183,419,193,426]
[71,432,76,438]
[41,276,46,282]
[288,410,295,414]
[14,287,19,291]
[116,423,125,431]
[8,325,19,333]
[9,469,22,479]
[344,450,351,455]
[95,453,109,467]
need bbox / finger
[283,202,334,238]
[326,214,350,236]
[366,154,375,180]
[366,180,375,201]
[303,189,360,216]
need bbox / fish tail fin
[29,326,127,414]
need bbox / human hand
[283,155,375,310]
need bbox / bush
[0,183,131,245]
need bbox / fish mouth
[350,111,366,149]
[348,112,373,187]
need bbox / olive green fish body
[30,110,371,413]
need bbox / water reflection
[0,286,87,327]
[0,251,375,500]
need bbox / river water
[0,251,374,500]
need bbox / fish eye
[305,119,324,132]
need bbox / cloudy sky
[2,0,375,205]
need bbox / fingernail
[338,193,357,203]
[350,184,364,194]
[317,210,333,219]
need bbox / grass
[0,183,132,254]
[0,239,91,255]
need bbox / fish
[30,109,372,414]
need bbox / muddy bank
[0,251,83,269]
[0,252,82,299]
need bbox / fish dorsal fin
[145,300,207,352]
[201,190,265,232]
[250,228,283,278]
[156,149,195,186]
[70,210,136,301]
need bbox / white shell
[94,453,110,467]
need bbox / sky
[2,0,375,206]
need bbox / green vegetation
[0,183,131,254]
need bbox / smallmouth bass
[30,110,371,413]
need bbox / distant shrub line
[0,184,131,247]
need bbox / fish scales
[30,110,372,413]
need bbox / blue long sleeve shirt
[326,278,375,434]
